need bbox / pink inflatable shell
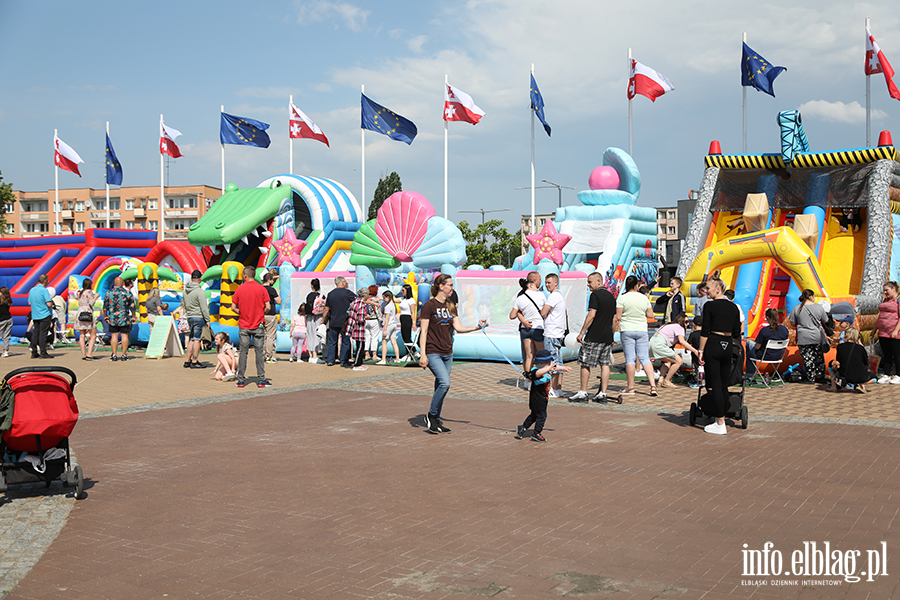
[374,191,436,262]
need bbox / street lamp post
[540,179,576,208]
[457,208,510,243]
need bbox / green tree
[0,171,15,235]
[458,219,522,268]
[368,171,402,220]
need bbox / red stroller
[0,367,84,499]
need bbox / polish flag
[54,135,84,177]
[290,103,330,147]
[444,83,485,124]
[160,117,183,158]
[627,59,675,102]
[866,27,900,101]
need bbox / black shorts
[107,324,131,334]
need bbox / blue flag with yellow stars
[530,74,551,137]
[741,43,786,98]
[220,112,271,148]
[105,133,123,186]
[361,94,417,144]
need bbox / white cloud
[236,87,302,100]
[797,100,886,124]
[407,35,428,53]
[293,0,370,32]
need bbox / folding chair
[402,329,421,363]
[748,338,789,388]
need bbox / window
[75,222,85,233]
[668,226,675,235]
[53,223,61,234]
[149,220,158,231]
[149,200,158,210]
[23,202,48,212]
[125,199,134,210]
[24,223,49,233]
[94,199,105,210]
[126,221,135,229]
[668,211,676,220]
[5,203,13,213]
[6,224,13,234]
[108,200,120,210]
[75,201,84,212]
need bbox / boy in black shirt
[515,349,572,442]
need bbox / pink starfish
[272,228,307,268]
[526,220,571,266]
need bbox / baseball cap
[191,270,202,279]
[534,349,553,363]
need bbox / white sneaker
[548,388,562,398]
[704,422,727,435]
[376,360,387,365]
[352,365,369,372]
[569,390,589,401]
[892,376,900,385]
[592,392,607,402]
[878,374,892,384]
[1,352,7,357]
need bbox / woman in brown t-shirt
[419,274,488,434]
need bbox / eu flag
[105,133,123,186]
[530,74,551,137]
[220,112,271,148]
[741,43,786,98]
[361,94,417,144]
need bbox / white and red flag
[54,135,84,177]
[289,103,330,147]
[444,83,485,124]
[160,117,183,158]
[866,27,900,101]
[627,59,675,102]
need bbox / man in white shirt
[509,271,545,373]
[540,273,567,397]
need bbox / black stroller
[689,343,748,429]
[0,367,84,500]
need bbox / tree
[368,171,402,220]
[0,171,15,235]
[458,219,522,268]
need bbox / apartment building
[7,184,221,241]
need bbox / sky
[1,0,898,233]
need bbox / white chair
[402,328,421,363]
[748,339,789,388]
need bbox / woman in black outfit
[698,277,742,435]
[399,284,414,345]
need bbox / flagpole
[289,95,294,175]
[361,84,366,220]
[221,105,226,194]
[106,121,111,229]
[628,48,633,157]
[742,32,748,153]
[160,114,166,243]
[54,129,59,236]
[444,74,449,220]
[866,17,871,147]
[530,64,536,236]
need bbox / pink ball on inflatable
[588,166,620,190]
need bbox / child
[290,304,308,362]
[514,349,572,442]
[173,301,189,350]
[212,331,237,381]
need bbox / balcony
[20,213,48,221]
[90,211,121,219]
[133,208,146,218]
[164,209,198,217]
[60,210,74,219]
[164,231,189,240]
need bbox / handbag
[77,311,93,323]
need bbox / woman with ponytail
[419,274,488,435]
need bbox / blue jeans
[187,317,205,341]
[426,353,453,418]
[327,326,351,365]
[621,330,650,366]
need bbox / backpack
[312,293,326,316]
